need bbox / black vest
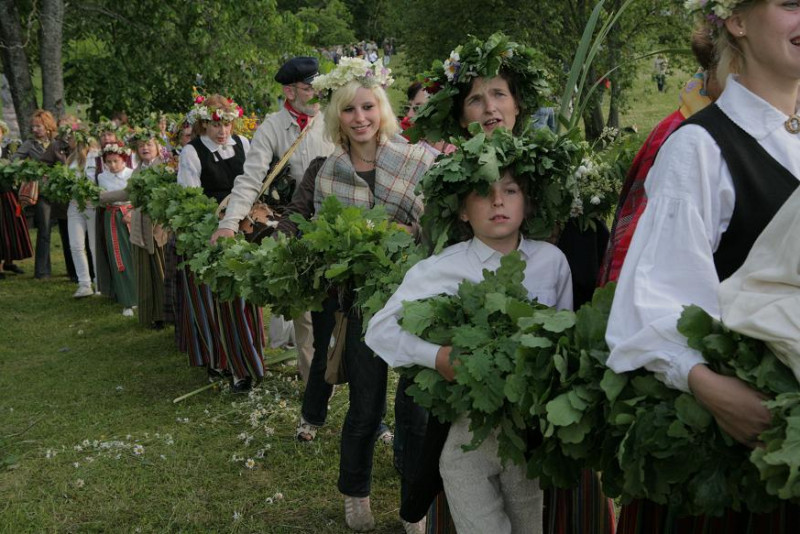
[189,136,246,203]
[680,104,798,281]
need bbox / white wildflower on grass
[233,511,242,522]
[132,444,145,456]
[245,458,256,469]
[45,449,56,459]
[265,497,274,505]
[74,479,85,489]
[73,462,80,468]
[274,492,284,501]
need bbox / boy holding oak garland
[366,130,572,534]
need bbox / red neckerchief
[284,100,310,131]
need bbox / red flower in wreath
[424,79,442,95]
[195,95,205,104]
[211,111,221,121]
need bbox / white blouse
[606,76,800,392]
[365,237,573,369]
[176,135,250,188]
[97,167,133,193]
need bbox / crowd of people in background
[319,37,395,66]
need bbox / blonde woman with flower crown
[283,57,434,532]
[607,1,800,532]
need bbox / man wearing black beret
[212,56,333,384]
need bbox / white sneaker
[402,518,426,534]
[344,495,375,532]
[122,307,134,317]
[73,285,94,298]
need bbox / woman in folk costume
[61,122,99,298]
[405,33,616,534]
[96,142,137,316]
[176,94,264,392]
[85,120,135,182]
[103,126,171,328]
[279,57,435,531]
[0,119,33,279]
[606,1,800,532]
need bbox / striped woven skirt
[215,297,265,380]
[133,243,165,327]
[163,234,178,325]
[103,206,136,307]
[0,191,33,262]
[179,263,221,368]
[617,499,800,534]
[426,470,616,534]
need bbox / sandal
[375,422,394,445]
[296,415,318,442]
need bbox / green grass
[0,233,402,533]
[619,66,689,135]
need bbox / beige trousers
[440,415,543,534]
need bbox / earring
[739,31,744,36]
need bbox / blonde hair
[66,142,90,171]
[323,81,399,147]
[714,0,761,90]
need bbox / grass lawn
[0,233,402,533]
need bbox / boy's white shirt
[365,236,573,369]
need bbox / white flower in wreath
[443,51,461,82]
[590,195,602,205]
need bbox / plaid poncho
[314,136,435,226]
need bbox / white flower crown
[312,57,394,102]
[191,96,244,122]
[101,143,132,157]
[684,0,741,25]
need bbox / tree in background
[0,0,51,136]
[64,1,309,120]
[296,0,356,48]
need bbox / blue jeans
[337,306,387,497]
